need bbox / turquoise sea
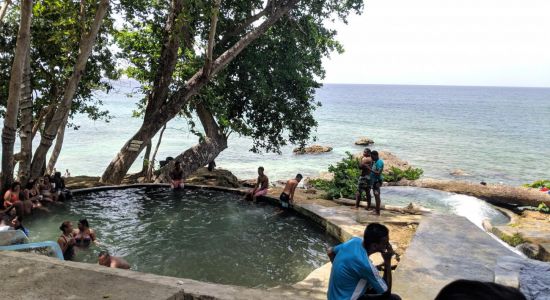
[37,82,550,186]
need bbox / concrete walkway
[393,214,521,300]
[0,251,309,300]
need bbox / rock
[450,169,470,176]
[186,167,239,188]
[239,178,257,188]
[293,145,333,154]
[355,137,374,146]
[516,243,543,260]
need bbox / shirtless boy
[245,167,269,202]
[355,148,373,209]
[280,174,303,209]
[98,251,130,269]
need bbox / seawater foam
[440,194,501,228]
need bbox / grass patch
[500,233,525,247]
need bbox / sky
[322,0,550,87]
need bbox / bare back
[258,175,269,190]
[360,156,373,177]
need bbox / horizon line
[320,82,550,89]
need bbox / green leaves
[385,166,424,182]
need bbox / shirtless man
[169,161,185,189]
[355,148,373,210]
[98,251,130,269]
[245,167,269,202]
[280,174,303,210]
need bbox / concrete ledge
[0,251,309,300]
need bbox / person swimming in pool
[98,251,130,269]
[73,218,97,247]
[169,161,185,189]
[245,167,269,202]
[57,221,76,260]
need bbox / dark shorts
[372,180,382,193]
[279,193,290,209]
[358,176,371,191]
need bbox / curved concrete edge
[0,251,308,300]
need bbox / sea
[32,81,550,186]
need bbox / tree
[102,0,363,184]
[0,0,118,183]
[1,0,32,191]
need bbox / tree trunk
[147,124,167,181]
[1,0,32,191]
[0,0,11,26]
[30,0,109,179]
[140,141,152,175]
[46,115,68,175]
[17,48,33,185]
[101,0,299,184]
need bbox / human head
[363,148,371,157]
[11,182,21,192]
[78,219,90,231]
[258,166,264,175]
[55,172,61,178]
[435,279,527,300]
[363,223,389,253]
[25,180,35,190]
[59,221,73,234]
[174,161,182,169]
[0,214,11,226]
[11,216,22,228]
[43,175,50,183]
[98,251,111,266]
[296,174,303,182]
[371,151,379,161]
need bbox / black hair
[79,219,89,228]
[371,150,379,157]
[364,148,371,153]
[296,174,303,179]
[435,279,526,300]
[25,180,35,190]
[363,223,389,247]
[11,181,21,190]
[258,166,264,171]
[59,221,71,232]
[55,172,62,178]
[98,251,110,258]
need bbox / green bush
[536,203,550,214]
[385,166,424,182]
[522,180,550,189]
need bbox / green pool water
[24,187,337,288]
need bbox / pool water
[24,188,337,288]
[381,186,510,227]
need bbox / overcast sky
[322,0,550,87]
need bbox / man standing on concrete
[370,151,384,216]
[355,148,373,210]
[327,223,400,300]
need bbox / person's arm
[327,243,343,263]
[57,237,67,252]
[290,182,297,202]
[381,243,395,294]
[3,191,12,206]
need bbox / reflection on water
[25,188,337,288]
[381,186,509,227]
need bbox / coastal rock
[239,179,257,188]
[186,167,239,188]
[450,169,470,176]
[293,145,333,154]
[516,243,543,260]
[355,137,374,146]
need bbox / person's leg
[365,185,372,210]
[373,182,381,215]
[355,190,362,209]
[253,189,267,202]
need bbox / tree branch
[0,0,11,27]
[218,1,271,46]
[203,0,222,77]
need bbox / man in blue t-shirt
[327,223,400,300]
[370,151,384,215]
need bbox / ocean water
[23,82,550,186]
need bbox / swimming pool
[24,187,337,288]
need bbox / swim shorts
[280,192,290,209]
[358,176,371,190]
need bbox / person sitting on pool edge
[327,223,400,300]
[98,251,130,269]
[280,174,303,210]
[244,166,269,202]
[73,218,97,247]
[169,161,185,189]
